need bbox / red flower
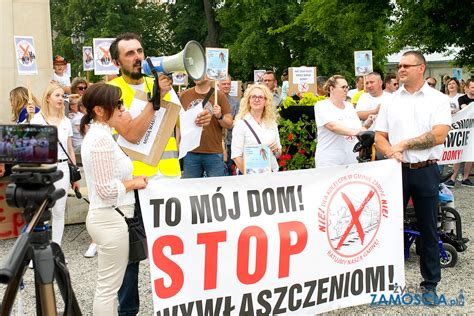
[279,160,286,167]
[296,143,301,147]
[288,133,294,141]
[298,149,306,155]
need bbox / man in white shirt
[356,72,392,129]
[375,51,451,302]
[383,73,399,93]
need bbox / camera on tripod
[0,124,81,315]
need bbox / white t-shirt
[53,72,71,87]
[314,99,361,168]
[375,82,451,163]
[448,93,463,114]
[69,112,84,149]
[31,113,73,160]
[356,91,393,129]
[231,113,281,172]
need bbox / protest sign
[244,145,272,174]
[254,70,266,83]
[288,67,317,96]
[354,51,373,76]
[0,180,25,240]
[229,81,242,99]
[83,46,94,71]
[206,48,229,81]
[117,90,181,167]
[140,159,404,315]
[452,68,462,80]
[93,38,119,75]
[14,36,38,75]
[439,104,474,164]
[172,72,188,87]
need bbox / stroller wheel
[440,243,458,268]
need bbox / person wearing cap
[52,55,72,94]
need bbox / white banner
[140,160,405,315]
[439,103,474,165]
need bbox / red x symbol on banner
[19,44,30,58]
[99,47,111,59]
[336,190,375,249]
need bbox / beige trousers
[86,204,134,315]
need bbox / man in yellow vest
[108,32,211,315]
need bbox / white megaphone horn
[141,40,206,81]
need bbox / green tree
[50,0,171,79]
[392,0,474,67]
[272,0,393,82]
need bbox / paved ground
[1,183,473,315]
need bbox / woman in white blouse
[31,83,79,245]
[231,84,282,173]
[80,83,148,315]
[314,75,373,168]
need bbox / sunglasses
[116,99,124,109]
[77,86,87,91]
[427,82,436,87]
[397,64,422,70]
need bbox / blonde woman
[30,83,79,246]
[231,84,282,173]
[9,86,40,123]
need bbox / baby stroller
[353,131,469,268]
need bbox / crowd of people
[1,32,473,314]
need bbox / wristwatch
[218,113,224,120]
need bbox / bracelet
[218,113,224,120]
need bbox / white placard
[291,67,315,84]
[14,36,38,75]
[93,38,119,75]
[354,50,373,76]
[140,159,405,315]
[254,69,266,83]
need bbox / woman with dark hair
[71,77,88,96]
[80,83,148,314]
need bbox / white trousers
[86,204,133,315]
[51,161,69,245]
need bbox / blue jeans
[118,190,142,315]
[182,152,225,178]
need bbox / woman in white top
[30,83,79,245]
[314,75,374,168]
[445,78,463,114]
[232,84,282,173]
[80,83,148,315]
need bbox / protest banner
[93,38,119,75]
[439,103,474,164]
[206,47,229,105]
[288,67,317,96]
[83,46,94,71]
[0,180,25,240]
[254,70,266,83]
[354,51,373,76]
[14,36,38,75]
[229,80,242,99]
[140,159,404,315]
[452,68,462,80]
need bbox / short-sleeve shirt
[31,113,73,160]
[375,83,451,163]
[458,94,474,110]
[356,91,393,129]
[52,72,71,87]
[314,99,361,167]
[180,87,231,153]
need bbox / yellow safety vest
[108,76,180,177]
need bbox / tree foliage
[392,0,474,68]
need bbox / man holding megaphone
[107,32,212,315]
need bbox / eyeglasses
[397,64,422,70]
[250,95,266,101]
[77,86,87,91]
[116,99,124,109]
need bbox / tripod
[0,166,82,315]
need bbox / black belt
[58,159,68,163]
[402,159,437,169]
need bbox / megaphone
[142,40,206,81]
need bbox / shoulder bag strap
[41,113,74,164]
[112,205,125,217]
[243,119,261,144]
